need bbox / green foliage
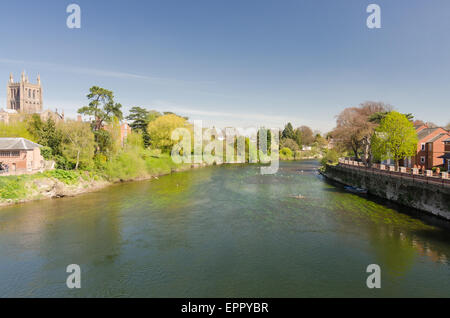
[0,120,35,140]
[44,169,81,184]
[27,115,63,156]
[126,107,161,147]
[0,175,30,199]
[282,123,294,140]
[371,111,418,167]
[281,138,300,152]
[40,146,52,160]
[94,129,113,154]
[293,129,303,147]
[369,111,414,124]
[320,149,340,166]
[60,121,96,170]
[147,114,190,152]
[280,147,293,160]
[78,86,123,131]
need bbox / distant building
[7,71,43,113]
[1,72,64,124]
[0,138,44,173]
[103,122,132,147]
[0,108,18,124]
[120,123,132,146]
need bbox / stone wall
[324,164,450,220]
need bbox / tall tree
[282,123,294,140]
[297,126,314,146]
[293,129,303,147]
[332,102,389,164]
[60,121,96,170]
[78,86,123,131]
[27,115,63,156]
[371,111,418,170]
[126,107,161,147]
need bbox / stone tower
[6,71,43,113]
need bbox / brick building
[0,138,44,173]
[412,125,449,170]
[439,138,450,171]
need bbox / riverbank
[321,163,450,220]
[0,154,203,208]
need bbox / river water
[0,160,450,297]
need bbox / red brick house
[0,138,44,173]
[412,126,449,170]
[439,138,450,171]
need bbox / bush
[321,149,339,166]
[40,146,53,160]
[44,169,80,184]
[280,147,293,160]
[280,138,300,152]
[0,175,29,200]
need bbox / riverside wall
[323,164,450,220]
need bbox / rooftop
[0,138,42,150]
[426,133,449,143]
[417,127,439,141]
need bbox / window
[421,143,425,151]
[0,151,20,157]
[420,156,425,164]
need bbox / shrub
[280,147,293,160]
[40,146,53,160]
[321,149,340,166]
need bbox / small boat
[344,186,368,194]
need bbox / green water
[0,160,450,297]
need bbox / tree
[332,102,389,165]
[371,111,418,170]
[369,112,413,124]
[126,107,161,147]
[282,123,294,140]
[94,130,113,155]
[27,115,63,156]
[314,133,328,148]
[446,122,450,130]
[147,114,190,152]
[60,121,95,170]
[280,138,300,152]
[78,86,123,131]
[297,126,314,146]
[293,129,303,147]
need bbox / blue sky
[1,0,449,132]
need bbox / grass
[0,175,31,200]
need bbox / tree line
[328,101,426,169]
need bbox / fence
[338,158,450,188]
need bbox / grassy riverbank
[0,153,191,207]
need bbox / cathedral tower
[6,71,43,113]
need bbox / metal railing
[337,158,450,188]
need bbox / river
[1,160,450,297]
